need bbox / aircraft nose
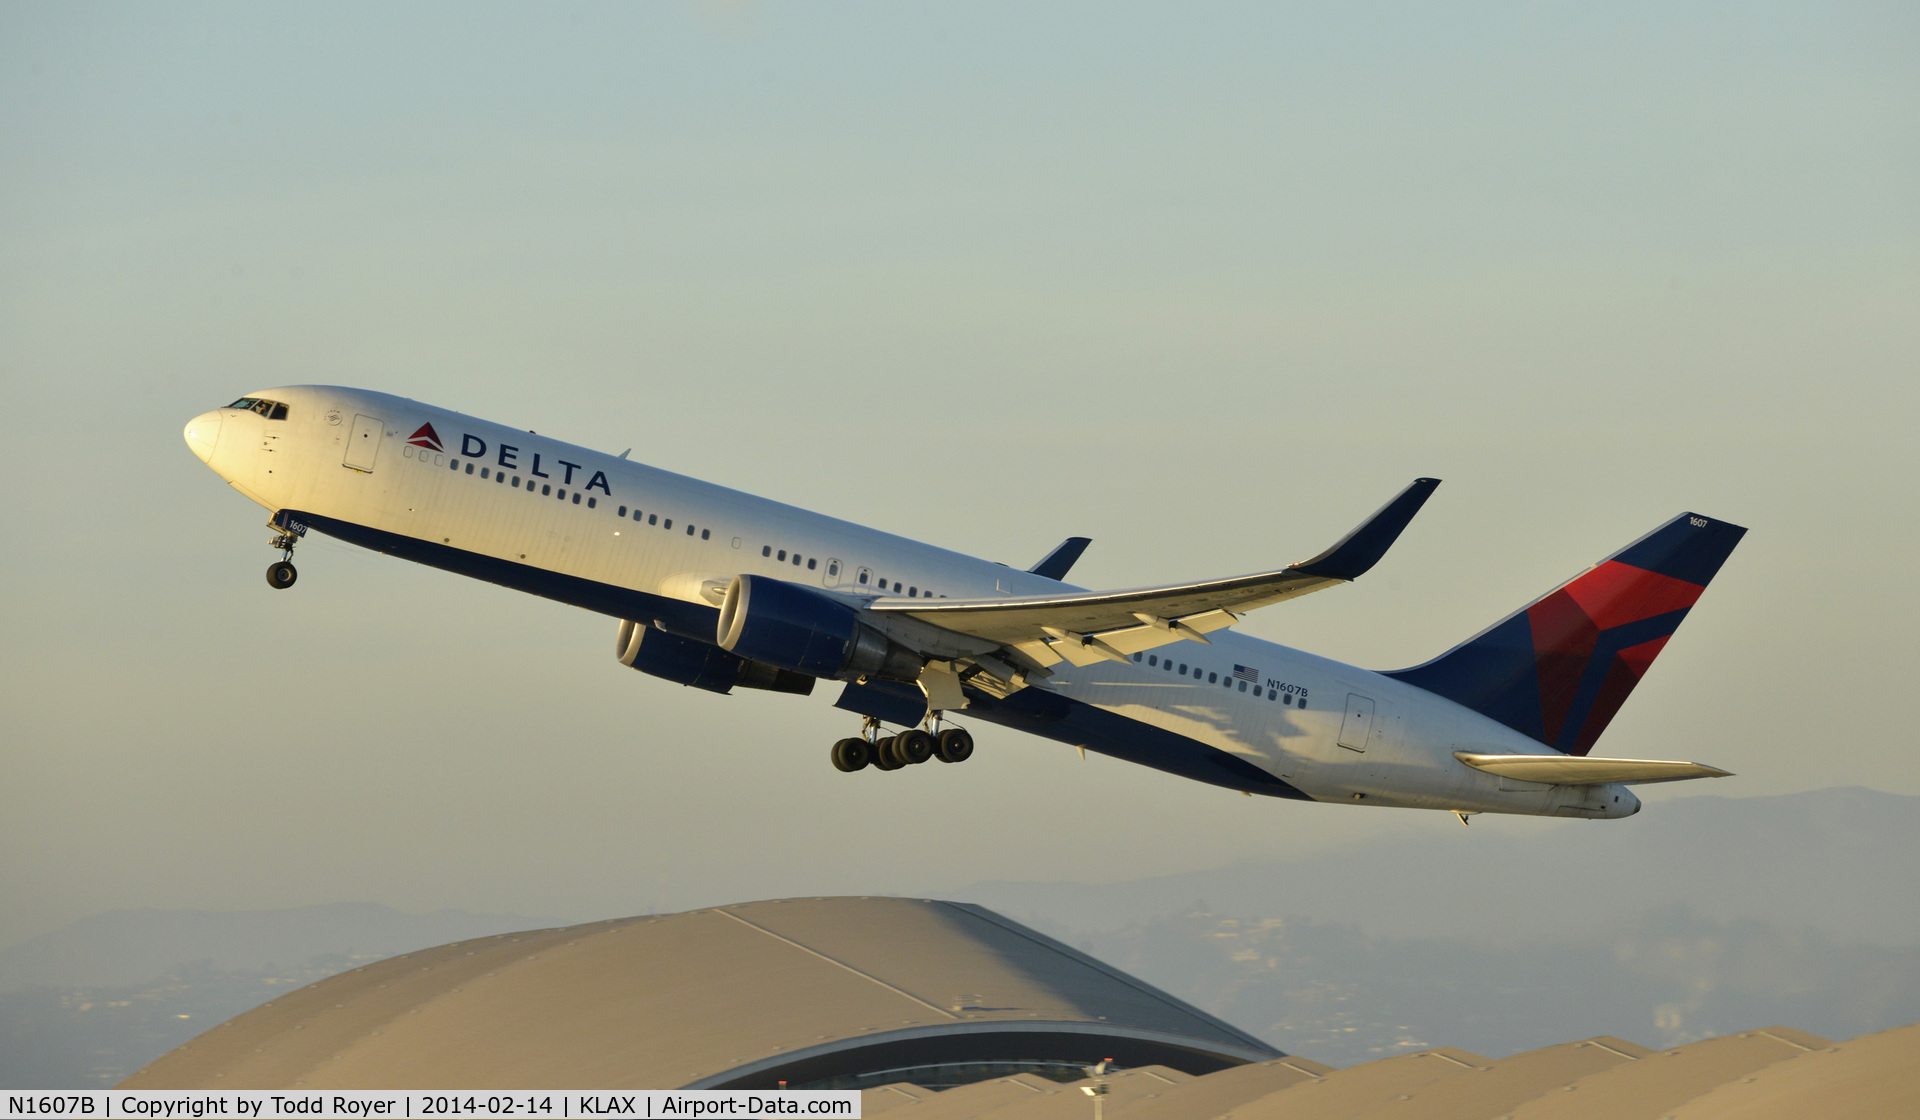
[184,410,223,464]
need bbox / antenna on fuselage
[619,448,631,459]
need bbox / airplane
[184,387,1746,821]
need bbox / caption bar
[3,1093,860,1120]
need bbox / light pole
[1080,1059,1111,1120]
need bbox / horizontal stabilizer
[1455,751,1732,785]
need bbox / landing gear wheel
[266,561,298,590]
[831,738,871,773]
[871,736,905,771]
[935,727,974,763]
[895,728,935,765]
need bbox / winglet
[1029,537,1093,581]
[1290,478,1441,581]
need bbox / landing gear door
[1338,693,1375,752]
[344,414,384,473]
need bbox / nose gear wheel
[264,511,307,591]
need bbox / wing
[1454,752,1732,785]
[872,478,1440,670]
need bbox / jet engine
[716,574,923,682]
[616,619,814,695]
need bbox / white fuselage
[186,386,1637,819]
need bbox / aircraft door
[344,414,384,473]
[1338,693,1375,752]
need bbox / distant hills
[947,787,1920,1065]
[3,788,1914,1086]
[0,902,551,994]
[953,787,1920,947]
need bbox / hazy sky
[2,2,1915,950]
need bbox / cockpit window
[225,397,289,420]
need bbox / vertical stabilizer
[1383,513,1745,755]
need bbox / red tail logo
[407,423,444,452]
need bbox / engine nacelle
[716,574,923,681]
[616,619,814,696]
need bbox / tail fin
[1383,513,1746,755]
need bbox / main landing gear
[831,717,975,773]
[265,512,306,590]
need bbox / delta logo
[407,422,445,452]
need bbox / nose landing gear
[264,512,306,590]
[829,717,975,773]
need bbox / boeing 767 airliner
[185,387,1745,820]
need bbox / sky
[1,1,1915,951]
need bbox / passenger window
[558,489,566,499]
[908,587,916,597]
[480,468,489,479]
[686,524,694,535]
[778,550,786,561]
[464,463,474,474]
[542,484,551,495]
[573,493,581,504]
[1238,680,1248,692]
[763,545,772,557]
[858,572,869,584]
[1132,653,1143,662]
[893,581,902,592]
[586,497,595,507]
[828,561,839,577]
[1179,663,1188,674]
[1208,672,1217,683]
[1148,655,1158,667]
[619,506,628,517]
[648,514,657,525]
[513,476,521,487]
[663,519,672,529]
[496,472,505,484]
[793,554,801,565]
[805,557,813,568]
[1165,660,1173,672]
[701,529,710,540]
[633,510,643,521]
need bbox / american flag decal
[1232,665,1259,682]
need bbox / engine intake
[616,619,813,695]
[716,574,923,681]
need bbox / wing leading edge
[871,478,1440,670]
